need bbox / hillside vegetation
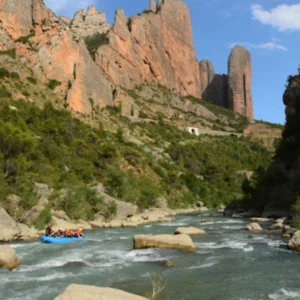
[0,98,273,224]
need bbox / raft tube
[40,235,85,244]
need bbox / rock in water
[228,45,253,120]
[250,218,270,223]
[288,230,300,252]
[54,284,148,300]
[0,245,20,270]
[133,234,196,252]
[244,222,263,231]
[174,227,206,235]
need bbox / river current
[1,213,300,300]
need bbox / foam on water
[197,239,254,252]
[268,288,300,299]
[187,261,218,270]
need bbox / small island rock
[54,284,148,300]
[244,222,263,231]
[0,245,20,270]
[174,227,206,236]
[133,234,196,252]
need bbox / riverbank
[0,205,210,242]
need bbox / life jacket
[66,229,73,236]
[75,229,82,236]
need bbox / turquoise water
[1,213,300,300]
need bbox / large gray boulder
[54,284,148,300]
[21,205,44,225]
[288,230,300,252]
[244,222,263,232]
[0,245,20,270]
[133,234,196,252]
[91,184,138,219]
[0,208,21,241]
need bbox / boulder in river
[275,217,287,224]
[288,230,300,252]
[174,227,206,236]
[268,223,284,231]
[54,284,148,300]
[0,245,20,270]
[133,234,196,252]
[250,217,270,223]
[244,222,263,232]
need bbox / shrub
[27,76,37,85]
[15,30,35,44]
[47,79,61,90]
[22,90,30,97]
[0,86,11,98]
[84,33,109,59]
[0,49,16,59]
[33,205,52,230]
[139,111,149,119]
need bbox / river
[1,213,300,300]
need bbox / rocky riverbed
[1,213,300,300]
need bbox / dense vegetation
[240,74,299,215]
[0,99,273,225]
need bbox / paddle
[43,230,57,242]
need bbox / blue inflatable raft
[40,235,85,244]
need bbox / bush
[0,49,16,59]
[33,205,52,230]
[0,86,11,98]
[47,79,61,90]
[84,33,109,59]
[27,76,37,85]
[15,30,35,44]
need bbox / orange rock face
[0,0,51,39]
[228,45,253,120]
[96,0,201,97]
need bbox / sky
[44,0,300,124]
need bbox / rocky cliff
[0,0,255,119]
[0,0,114,114]
[96,0,201,97]
[199,46,253,121]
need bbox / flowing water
[1,213,300,300]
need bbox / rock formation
[150,0,157,12]
[55,284,148,300]
[0,245,20,270]
[228,45,253,120]
[199,60,215,99]
[71,6,110,38]
[133,234,196,252]
[96,0,201,97]
[174,227,206,235]
[0,0,52,39]
[199,46,253,120]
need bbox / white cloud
[229,40,287,51]
[251,3,300,31]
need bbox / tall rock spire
[228,45,253,120]
[150,0,157,12]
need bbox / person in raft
[45,223,53,236]
[75,228,84,237]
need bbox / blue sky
[44,0,300,124]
